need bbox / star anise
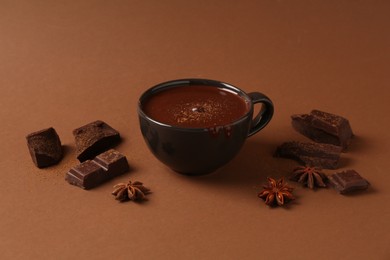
[258,177,295,206]
[112,180,151,202]
[290,166,327,189]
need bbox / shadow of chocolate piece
[61,144,73,158]
[345,135,371,154]
[337,156,354,168]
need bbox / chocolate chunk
[26,127,63,168]
[65,149,129,189]
[274,141,342,169]
[328,170,369,194]
[291,110,353,151]
[73,120,121,162]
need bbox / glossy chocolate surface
[142,85,249,128]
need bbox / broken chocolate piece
[291,110,353,151]
[26,127,63,168]
[328,170,369,194]
[73,120,121,162]
[274,141,342,169]
[65,149,129,189]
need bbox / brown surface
[1,1,389,259]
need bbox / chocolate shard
[291,110,353,151]
[73,120,121,162]
[26,127,63,168]
[328,170,370,194]
[65,149,129,190]
[274,141,342,169]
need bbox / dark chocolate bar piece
[66,160,106,190]
[73,120,121,162]
[26,127,63,168]
[328,170,369,194]
[65,149,129,189]
[291,110,353,151]
[93,149,129,178]
[274,141,342,169]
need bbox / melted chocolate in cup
[142,85,250,128]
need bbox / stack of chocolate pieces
[66,149,129,190]
[275,109,369,194]
[275,109,353,169]
[291,110,353,151]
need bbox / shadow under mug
[138,78,274,175]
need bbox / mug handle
[247,92,274,137]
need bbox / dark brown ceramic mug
[137,78,274,175]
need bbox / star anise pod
[258,177,295,206]
[112,180,151,202]
[290,166,327,189]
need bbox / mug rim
[137,78,254,131]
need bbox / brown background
[1,1,389,259]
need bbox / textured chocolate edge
[291,110,353,151]
[76,134,121,162]
[73,120,121,161]
[274,141,342,169]
[291,115,341,146]
[26,127,63,168]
